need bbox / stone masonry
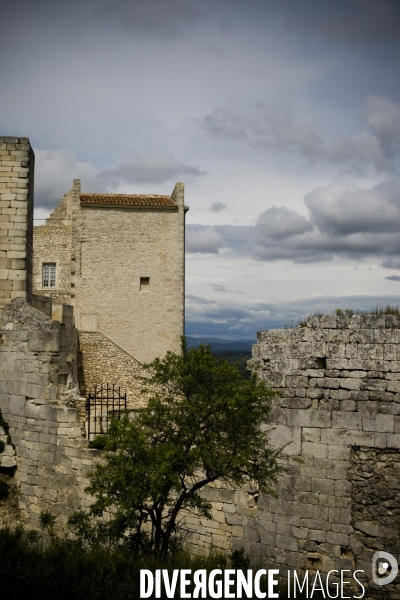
[0,297,101,528]
[33,180,187,365]
[78,331,146,408]
[0,137,34,312]
[183,314,400,598]
[248,314,400,598]
[32,177,187,407]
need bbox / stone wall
[181,314,400,598]
[76,184,186,363]
[78,331,146,408]
[0,136,34,311]
[0,298,100,529]
[33,224,73,305]
[249,314,400,596]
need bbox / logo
[372,551,398,586]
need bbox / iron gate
[86,384,127,442]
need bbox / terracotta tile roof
[80,193,177,207]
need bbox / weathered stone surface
[235,318,400,599]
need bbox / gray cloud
[365,95,400,158]
[382,258,400,270]
[201,102,322,158]
[256,206,313,240]
[304,180,400,235]
[187,179,400,266]
[92,0,202,40]
[200,96,400,175]
[34,148,204,209]
[34,149,97,209]
[186,293,400,338]
[278,0,400,46]
[386,275,400,281]
[254,179,400,263]
[1,0,203,41]
[209,201,227,213]
[100,153,206,186]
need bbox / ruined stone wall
[0,298,100,529]
[78,331,146,408]
[0,136,34,311]
[46,190,73,225]
[249,314,400,596]
[76,185,186,364]
[181,314,400,598]
[33,224,73,305]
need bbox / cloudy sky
[2,0,400,339]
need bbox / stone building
[32,179,187,365]
[32,169,187,404]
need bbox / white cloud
[186,226,224,254]
[304,180,400,235]
[256,206,313,240]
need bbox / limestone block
[302,428,321,442]
[386,433,400,449]
[350,330,374,344]
[312,477,334,495]
[332,412,362,430]
[1,451,16,467]
[320,315,337,329]
[328,507,352,525]
[302,442,328,459]
[320,428,375,447]
[56,407,79,423]
[339,378,361,391]
[276,535,298,551]
[326,343,345,358]
[317,377,340,389]
[266,425,301,455]
[286,409,331,428]
[386,380,400,393]
[362,413,394,432]
[353,521,379,537]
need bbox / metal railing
[86,384,127,442]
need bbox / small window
[140,277,150,290]
[43,263,56,288]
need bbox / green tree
[84,340,285,556]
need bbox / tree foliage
[84,340,285,555]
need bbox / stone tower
[0,137,34,312]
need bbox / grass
[0,526,308,599]
[285,304,400,329]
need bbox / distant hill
[186,337,254,378]
[186,336,254,355]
